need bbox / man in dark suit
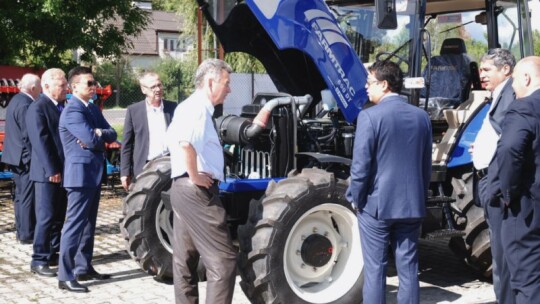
[2,73,41,244]
[57,66,117,292]
[346,61,432,303]
[120,72,176,191]
[495,56,540,303]
[26,68,68,277]
[471,48,516,304]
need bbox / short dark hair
[67,66,93,86]
[368,61,403,93]
[481,48,516,72]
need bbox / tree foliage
[0,0,150,69]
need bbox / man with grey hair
[166,58,236,304]
[2,73,41,244]
[26,68,68,277]
[120,72,176,191]
[470,48,516,304]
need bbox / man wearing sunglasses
[120,72,176,191]
[57,66,117,292]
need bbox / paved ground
[0,185,496,303]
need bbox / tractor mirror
[376,0,398,29]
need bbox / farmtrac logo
[305,9,355,108]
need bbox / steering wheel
[375,52,409,71]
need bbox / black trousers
[478,175,514,304]
[10,164,35,241]
[171,177,237,304]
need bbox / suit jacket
[346,95,432,220]
[486,79,515,204]
[496,89,540,208]
[26,95,65,182]
[489,78,515,134]
[59,96,117,188]
[2,93,33,167]
[120,99,176,178]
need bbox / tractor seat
[421,38,472,119]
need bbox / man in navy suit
[346,61,432,304]
[2,73,41,244]
[120,72,176,191]
[26,68,68,277]
[495,56,540,303]
[471,48,516,304]
[57,66,117,292]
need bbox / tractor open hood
[198,0,368,123]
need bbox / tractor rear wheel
[237,168,363,304]
[120,156,173,281]
[449,166,492,277]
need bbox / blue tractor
[121,0,536,303]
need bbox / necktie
[57,102,65,112]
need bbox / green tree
[94,58,142,108]
[0,0,150,69]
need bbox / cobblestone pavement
[0,185,496,304]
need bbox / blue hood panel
[245,0,368,122]
[204,0,368,123]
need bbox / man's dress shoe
[58,280,89,293]
[30,265,57,277]
[76,271,111,281]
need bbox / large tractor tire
[238,168,363,304]
[120,156,173,281]
[449,166,492,277]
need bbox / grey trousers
[171,177,237,304]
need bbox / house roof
[128,10,183,56]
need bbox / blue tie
[57,102,64,112]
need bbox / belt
[175,172,219,184]
[476,168,488,179]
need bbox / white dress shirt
[145,100,168,160]
[166,90,224,180]
[472,78,509,170]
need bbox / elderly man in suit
[26,68,68,277]
[2,73,41,244]
[346,60,432,304]
[495,56,540,303]
[470,48,516,304]
[120,72,176,191]
[57,66,117,292]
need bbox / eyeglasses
[78,80,98,87]
[366,79,381,86]
[143,83,163,90]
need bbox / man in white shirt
[470,48,515,304]
[120,72,176,191]
[167,59,236,304]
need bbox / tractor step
[426,196,456,206]
[425,229,465,240]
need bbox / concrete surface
[0,186,496,303]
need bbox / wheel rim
[155,200,173,254]
[283,203,362,303]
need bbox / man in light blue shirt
[166,58,236,304]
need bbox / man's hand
[49,172,62,183]
[77,139,88,149]
[190,172,214,189]
[121,176,131,191]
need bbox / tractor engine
[216,93,356,180]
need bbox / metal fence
[101,73,278,114]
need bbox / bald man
[2,73,41,244]
[494,56,540,303]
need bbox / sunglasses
[78,80,98,87]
